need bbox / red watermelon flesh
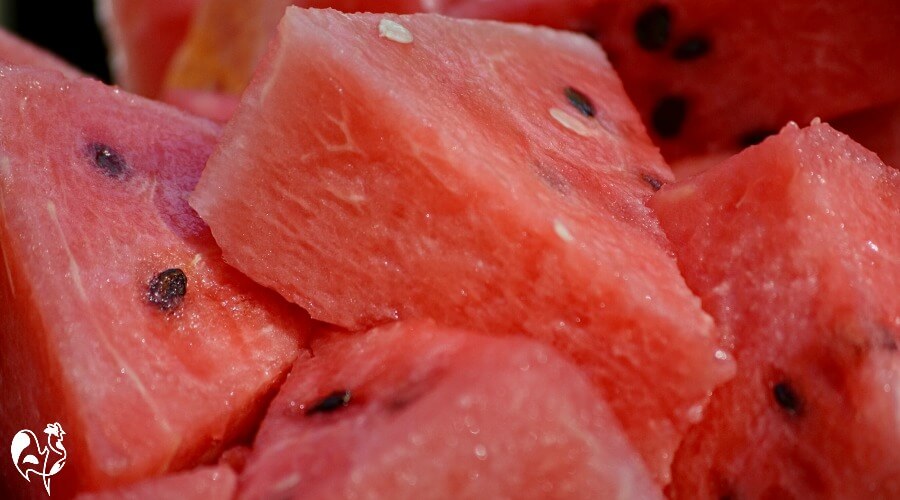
[588,1,900,160]
[0,28,82,78]
[97,0,201,97]
[0,68,309,498]
[191,8,735,481]
[239,321,664,499]
[834,102,900,170]
[75,465,236,500]
[650,122,900,498]
[163,0,597,96]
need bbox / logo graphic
[10,422,67,496]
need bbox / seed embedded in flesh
[88,143,128,178]
[772,381,801,415]
[378,18,413,44]
[147,268,187,311]
[564,87,596,118]
[739,128,777,147]
[634,5,672,51]
[306,390,352,415]
[642,173,664,191]
[673,36,711,61]
[652,96,688,138]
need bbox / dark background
[5,0,110,81]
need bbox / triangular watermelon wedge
[191,8,735,482]
[239,321,664,498]
[0,67,309,498]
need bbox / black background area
[8,0,110,82]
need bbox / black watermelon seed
[641,173,664,191]
[306,390,351,415]
[564,87,596,118]
[635,5,672,51]
[147,268,187,311]
[651,96,688,138]
[739,128,777,148]
[673,36,711,61]
[88,143,128,179]
[772,381,802,415]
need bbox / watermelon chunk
[0,68,309,498]
[160,88,241,123]
[589,1,900,159]
[0,28,81,78]
[163,0,597,96]
[650,122,900,498]
[97,0,201,97]
[834,102,900,170]
[192,8,734,481]
[239,321,663,499]
[75,466,236,500]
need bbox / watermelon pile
[0,1,896,498]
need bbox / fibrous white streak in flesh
[46,200,88,302]
[46,200,174,437]
[313,100,361,154]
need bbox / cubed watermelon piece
[0,68,309,498]
[834,102,900,170]
[0,28,81,78]
[650,122,900,498]
[163,0,597,96]
[589,1,900,159]
[191,8,734,481]
[75,466,236,500]
[97,0,201,97]
[239,321,663,499]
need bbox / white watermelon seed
[379,19,414,44]
[553,219,575,243]
[550,108,593,137]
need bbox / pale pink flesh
[239,321,664,499]
[75,466,236,500]
[0,68,308,497]
[651,123,900,498]
[192,9,735,482]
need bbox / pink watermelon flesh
[588,1,900,160]
[163,0,597,98]
[97,0,201,96]
[0,68,309,498]
[191,8,735,482]
[239,321,664,499]
[650,122,900,498]
[161,88,241,123]
[0,28,82,78]
[834,102,900,170]
[75,465,236,500]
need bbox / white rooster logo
[10,422,67,496]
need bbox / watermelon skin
[0,28,82,78]
[97,0,201,97]
[650,123,900,498]
[590,1,900,160]
[0,68,309,498]
[164,0,596,96]
[75,466,236,500]
[192,8,735,482]
[239,321,664,499]
[833,103,900,170]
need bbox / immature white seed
[549,107,592,137]
[553,219,575,243]
[379,19,414,44]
